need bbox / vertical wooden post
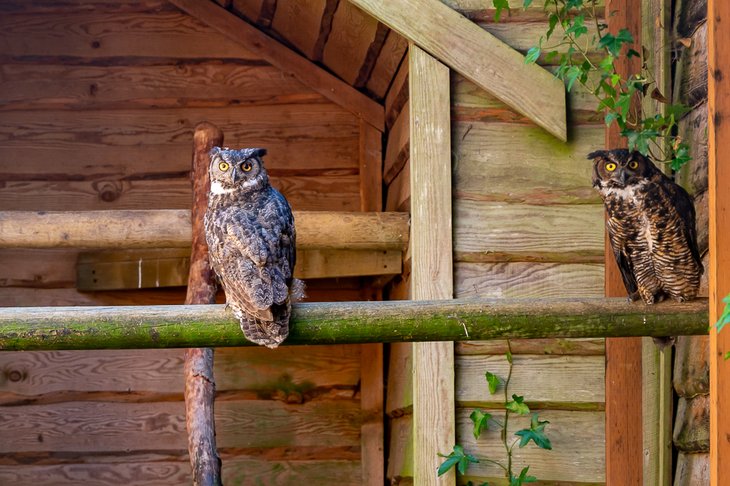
[604,0,643,484]
[708,1,730,483]
[184,122,224,486]
[640,1,672,484]
[409,43,455,486]
[358,119,385,485]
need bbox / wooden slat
[230,0,265,21]
[0,210,410,251]
[384,101,410,185]
[708,0,730,483]
[409,43,454,486]
[386,415,414,482]
[360,343,384,485]
[453,202,605,262]
[455,338,605,356]
[454,262,604,299]
[604,1,643,483]
[348,0,567,141]
[0,459,362,486]
[453,122,603,205]
[0,399,361,453]
[168,0,384,131]
[457,409,605,483]
[0,10,259,60]
[0,0,171,14]
[385,56,409,130]
[456,354,605,409]
[270,0,328,59]
[359,120,383,212]
[673,21,708,108]
[366,31,408,100]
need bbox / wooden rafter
[348,0,567,141]
[0,298,708,351]
[168,0,384,131]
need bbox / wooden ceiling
[217,0,408,102]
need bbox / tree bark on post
[184,122,224,486]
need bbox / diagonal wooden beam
[347,0,567,141]
[168,0,384,131]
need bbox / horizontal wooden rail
[0,298,708,351]
[0,210,409,251]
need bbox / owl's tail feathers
[234,307,289,349]
[290,278,306,303]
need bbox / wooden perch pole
[184,122,223,486]
[0,298,708,351]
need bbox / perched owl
[588,149,702,304]
[205,147,304,348]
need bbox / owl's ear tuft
[253,148,268,158]
[587,150,608,161]
[209,146,222,158]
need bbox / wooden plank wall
[0,1,380,483]
[448,2,606,484]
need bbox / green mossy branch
[0,298,708,351]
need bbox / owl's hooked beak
[614,168,628,187]
[231,166,244,183]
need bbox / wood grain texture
[457,409,605,483]
[0,459,362,486]
[169,0,384,130]
[455,354,605,408]
[384,101,410,185]
[271,0,327,59]
[385,56,409,130]
[386,415,414,482]
[452,122,603,205]
[708,1,730,483]
[366,30,408,100]
[359,120,383,212]
[455,338,605,356]
[675,451,710,486]
[349,0,567,140]
[385,161,410,212]
[674,21,708,108]
[0,399,361,453]
[455,262,604,299]
[360,343,384,485]
[453,201,605,261]
[0,210,409,251]
[409,44,455,486]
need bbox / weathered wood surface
[674,335,710,397]
[0,210,409,250]
[0,298,709,351]
[349,0,567,140]
[674,452,710,486]
[168,0,384,130]
[366,30,407,99]
[674,20,708,108]
[409,43,455,486]
[385,163,410,212]
[678,102,709,195]
[675,0,707,37]
[358,120,383,212]
[0,398,361,452]
[385,57,408,130]
[455,338,605,356]
[0,459,362,486]
[708,1,730,482]
[457,409,605,483]
[456,354,605,408]
[384,100,409,185]
[386,415,414,482]
[270,0,328,59]
[674,395,711,452]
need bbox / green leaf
[564,65,583,92]
[546,13,559,39]
[599,55,615,73]
[525,46,541,64]
[670,143,691,171]
[485,371,501,395]
[515,413,553,450]
[510,466,538,485]
[523,0,534,7]
[437,445,478,476]
[492,0,510,22]
[716,294,730,333]
[470,409,492,439]
[506,394,530,415]
[565,15,588,38]
[598,28,634,56]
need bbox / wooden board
[0,398,361,453]
[384,101,410,185]
[457,409,606,483]
[271,0,328,59]
[409,44,455,486]
[456,338,606,356]
[385,57,409,130]
[366,30,408,100]
[453,122,604,205]
[0,459,362,486]
[456,354,605,408]
[0,10,260,60]
[708,0,730,483]
[453,201,605,262]
[348,0,567,141]
[673,21,708,108]
[455,262,604,299]
[385,162,410,212]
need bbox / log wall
[0,1,379,483]
[449,2,606,484]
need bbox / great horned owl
[204,147,304,348]
[588,149,702,304]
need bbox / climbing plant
[494,0,690,170]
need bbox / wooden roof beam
[0,298,708,351]
[168,0,384,131]
[0,210,409,251]
[347,0,568,141]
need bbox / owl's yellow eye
[241,161,253,172]
[605,162,617,172]
[218,161,230,172]
[628,160,639,169]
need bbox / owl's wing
[663,178,703,271]
[606,219,639,297]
